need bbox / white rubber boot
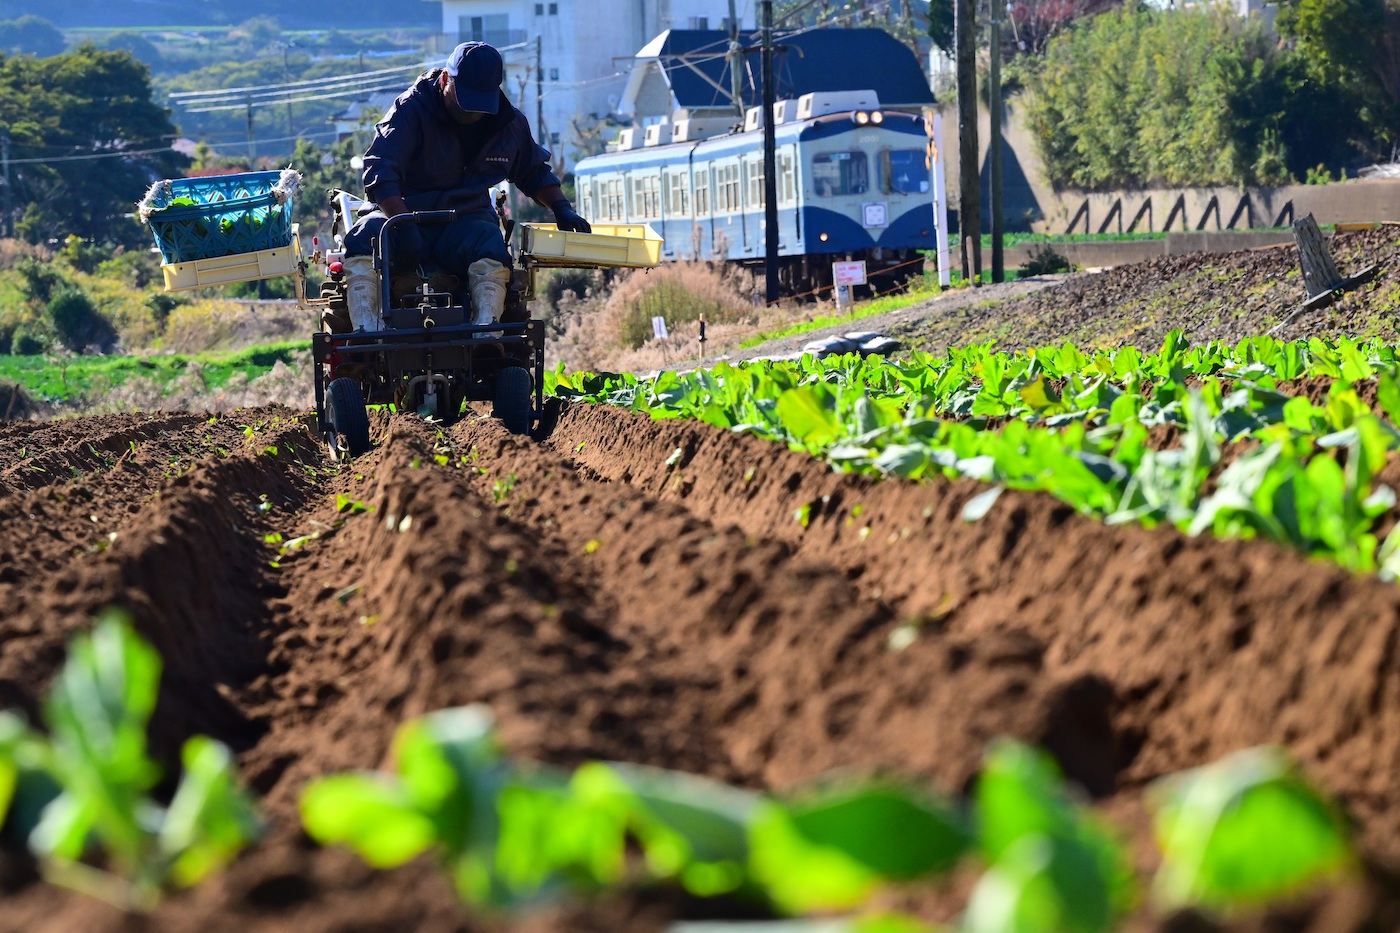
[468,258,510,328]
[343,255,382,331]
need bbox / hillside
[0,0,437,29]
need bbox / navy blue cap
[445,42,503,114]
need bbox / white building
[426,0,754,169]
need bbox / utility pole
[282,44,295,140]
[246,97,255,165]
[762,0,779,304]
[1,130,10,239]
[955,0,981,285]
[728,0,745,121]
[989,0,1004,282]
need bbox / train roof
[634,28,936,113]
[574,110,929,174]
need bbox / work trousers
[343,208,511,273]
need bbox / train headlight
[871,111,884,125]
[854,111,870,125]
[819,233,829,242]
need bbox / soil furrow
[0,411,208,492]
[545,402,1400,862]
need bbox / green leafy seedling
[0,613,260,909]
[1149,746,1353,912]
[749,784,968,913]
[966,741,1131,933]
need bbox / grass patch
[740,283,947,349]
[0,339,309,403]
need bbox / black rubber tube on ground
[326,377,371,455]
[493,366,533,436]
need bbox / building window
[549,68,559,81]
[534,3,543,14]
[811,151,869,197]
[461,14,514,45]
[549,2,558,13]
[666,172,690,215]
[689,16,709,28]
[693,167,710,216]
[550,132,560,145]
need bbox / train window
[778,151,796,206]
[666,173,690,215]
[811,151,869,197]
[716,163,741,213]
[632,175,661,219]
[580,180,595,220]
[882,149,930,195]
[746,158,765,209]
[694,168,711,215]
[601,178,625,221]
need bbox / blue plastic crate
[143,171,296,264]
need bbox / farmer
[343,41,590,326]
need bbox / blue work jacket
[362,70,560,216]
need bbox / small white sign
[651,315,669,340]
[862,201,889,228]
[832,260,867,287]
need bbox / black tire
[493,366,533,436]
[326,376,371,455]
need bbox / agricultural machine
[140,170,660,458]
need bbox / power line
[170,70,422,108]
[7,144,181,164]
[181,80,411,113]
[167,60,427,101]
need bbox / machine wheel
[326,376,371,456]
[493,366,533,436]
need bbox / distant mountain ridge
[0,0,437,30]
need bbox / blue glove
[389,223,424,266]
[553,203,591,234]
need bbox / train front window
[811,151,869,197]
[882,149,930,195]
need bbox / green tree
[289,135,367,239]
[1276,0,1399,147]
[1022,5,1368,189]
[0,43,187,247]
[0,15,63,57]
[926,0,955,52]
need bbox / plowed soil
[4,392,1400,931]
[884,225,1400,355]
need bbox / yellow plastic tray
[162,228,300,292]
[520,222,662,269]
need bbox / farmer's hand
[552,203,591,234]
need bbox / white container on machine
[343,255,383,331]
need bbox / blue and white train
[572,91,943,297]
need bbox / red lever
[328,261,343,274]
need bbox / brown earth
[2,394,1400,931]
[882,225,1400,356]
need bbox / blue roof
[649,28,935,111]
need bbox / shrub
[10,324,47,355]
[46,286,116,351]
[608,262,754,350]
[17,257,66,306]
[1019,243,1073,277]
[544,268,596,307]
